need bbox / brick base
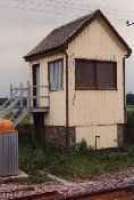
[117,124,125,148]
[44,126,76,148]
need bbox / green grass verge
[19,137,134,183]
[127,105,134,112]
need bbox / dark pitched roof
[24,10,131,61]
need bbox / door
[32,64,40,107]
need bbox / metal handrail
[32,85,49,89]
[27,84,50,108]
[1,84,50,111]
[0,89,18,110]
[11,85,49,91]
[0,83,50,126]
[12,88,29,91]
[31,96,49,99]
[0,93,26,118]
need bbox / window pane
[58,61,63,89]
[55,62,59,90]
[97,62,116,89]
[49,63,54,90]
[75,60,95,89]
[50,63,56,90]
[49,60,63,91]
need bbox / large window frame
[75,59,117,91]
[48,59,64,91]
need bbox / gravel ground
[1,168,134,199]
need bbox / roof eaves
[24,44,66,62]
[24,9,132,61]
[97,10,132,57]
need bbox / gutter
[24,45,66,62]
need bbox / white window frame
[48,59,64,91]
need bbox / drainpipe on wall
[123,56,127,124]
[123,49,132,123]
[120,56,128,148]
[65,49,69,149]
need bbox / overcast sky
[0,0,134,96]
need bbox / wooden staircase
[0,82,50,126]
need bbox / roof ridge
[25,10,97,58]
[63,10,98,44]
[24,9,131,61]
[52,11,94,32]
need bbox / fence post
[20,82,23,108]
[27,81,31,110]
[10,83,13,99]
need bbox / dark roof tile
[24,10,131,61]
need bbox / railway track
[10,191,64,200]
[0,181,134,200]
[0,190,64,200]
[1,188,133,200]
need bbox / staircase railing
[0,82,50,126]
[9,82,50,110]
[31,85,50,109]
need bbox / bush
[75,139,88,153]
[127,111,134,128]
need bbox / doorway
[32,64,40,107]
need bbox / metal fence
[0,132,18,177]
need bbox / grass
[127,104,134,128]
[19,136,134,183]
[127,105,134,112]
[19,106,134,184]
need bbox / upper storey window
[75,59,117,90]
[48,59,63,91]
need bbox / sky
[0,0,134,96]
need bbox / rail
[0,186,134,200]
[9,82,50,110]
